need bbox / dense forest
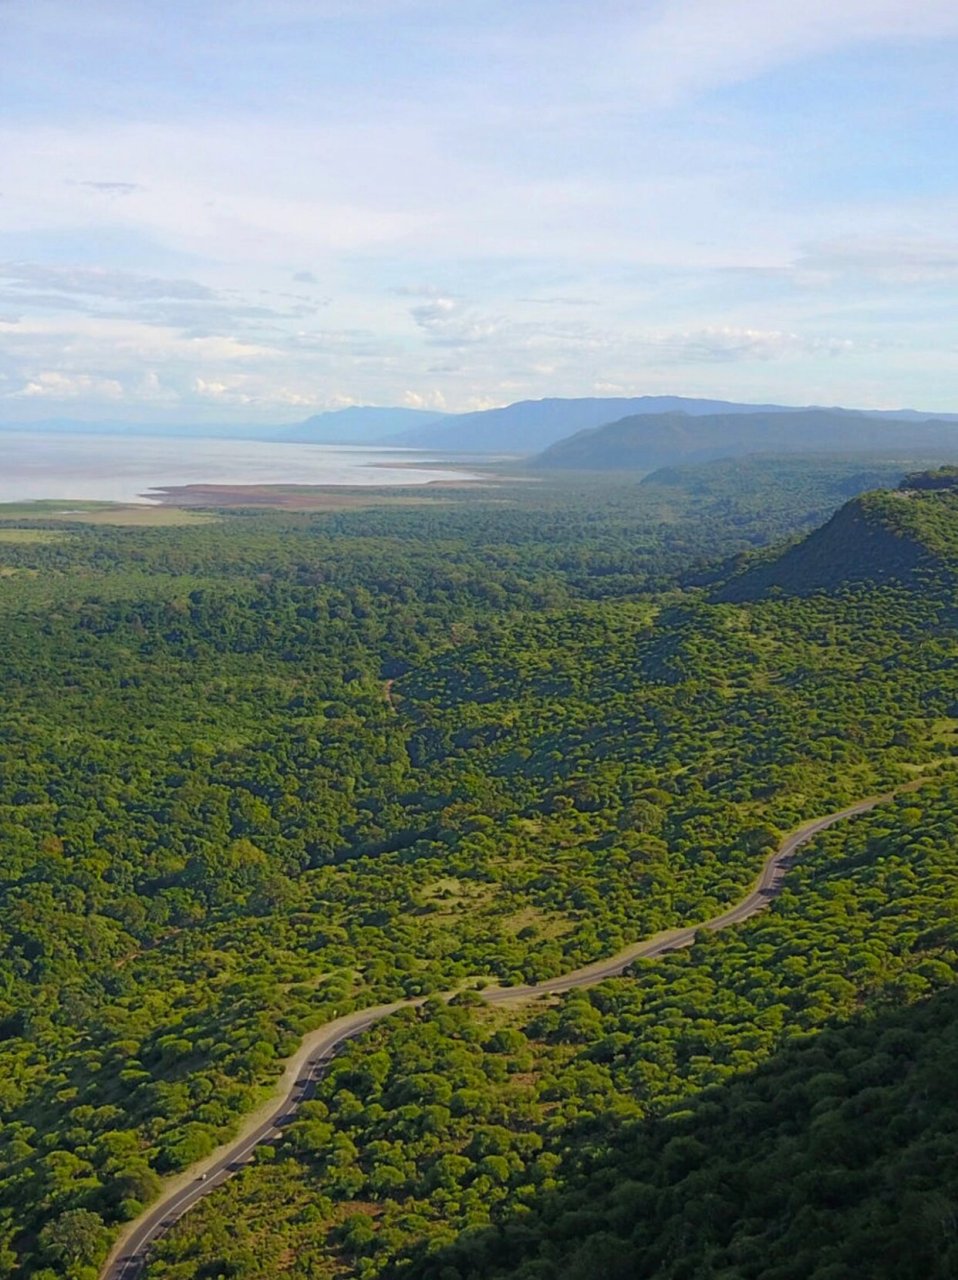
[145,785,958,1280]
[2,457,958,1279]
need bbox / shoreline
[143,478,495,509]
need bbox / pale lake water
[0,433,482,504]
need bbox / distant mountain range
[384,396,821,452]
[531,408,958,471]
[0,407,449,445]
[4,396,958,457]
[277,405,449,444]
[282,396,958,452]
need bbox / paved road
[101,790,894,1279]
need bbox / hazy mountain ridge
[277,406,449,444]
[7,395,957,452]
[386,395,824,452]
[0,407,450,446]
[532,408,958,471]
[392,396,958,453]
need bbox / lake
[0,433,481,504]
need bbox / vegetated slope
[531,408,958,471]
[718,473,958,601]
[641,453,928,499]
[391,396,815,453]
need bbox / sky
[2,0,958,423]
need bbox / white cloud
[192,377,253,403]
[651,326,857,364]
[402,388,448,410]
[392,283,452,299]
[134,371,180,403]
[409,297,457,327]
[11,371,124,400]
[409,296,499,345]
[0,120,439,267]
[615,0,958,106]
[2,2,958,417]
[192,375,323,408]
[74,181,143,196]
[796,237,958,284]
[0,261,214,302]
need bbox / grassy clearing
[0,500,108,514]
[420,876,468,901]
[0,529,69,543]
[0,501,217,526]
[419,877,496,922]
[58,505,217,527]
[500,906,573,939]
[928,717,958,742]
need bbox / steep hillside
[532,408,958,470]
[719,476,958,600]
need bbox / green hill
[718,473,958,600]
[531,409,958,471]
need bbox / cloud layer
[1,1,957,420]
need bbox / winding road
[101,790,895,1280]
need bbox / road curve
[101,789,896,1279]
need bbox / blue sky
[2,0,958,422]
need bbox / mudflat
[146,482,468,509]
